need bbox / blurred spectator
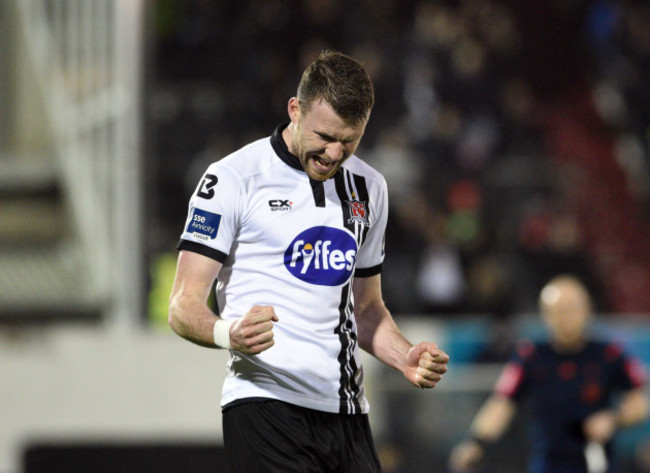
[416,238,466,315]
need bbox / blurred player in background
[168,50,449,473]
[449,274,648,473]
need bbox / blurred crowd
[148,0,650,318]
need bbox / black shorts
[222,399,383,473]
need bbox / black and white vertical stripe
[334,282,361,414]
[333,169,371,414]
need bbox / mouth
[312,155,336,172]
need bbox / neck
[282,123,294,153]
[551,337,586,354]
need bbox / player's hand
[448,439,484,472]
[229,305,279,355]
[404,342,449,389]
[583,409,617,444]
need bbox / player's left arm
[353,274,449,388]
[616,387,649,427]
[584,350,649,443]
[584,387,649,444]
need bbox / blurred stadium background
[1,0,650,472]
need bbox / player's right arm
[168,250,278,353]
[449,346,529,472]
[168,250,225,348]
[448,394,517,472]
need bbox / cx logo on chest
[269,199,293,212]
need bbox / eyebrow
[314,130,356,144]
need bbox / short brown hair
[297,50,375,124]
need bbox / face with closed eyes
[284,97,368,181]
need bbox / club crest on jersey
[346,200,369,227]
[284,226,357,286]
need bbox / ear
[288,97,300,124]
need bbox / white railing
[10,0,144,324]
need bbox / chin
[307,168,335,181]
[310,175,328,182]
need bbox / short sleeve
[605,343,647,391]
[354,177,388,276]
[494,339,535,401]
[177,162,243,262]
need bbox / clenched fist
[404,342,449,389]
[230,305,279,355]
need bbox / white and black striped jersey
[178,123,388,415]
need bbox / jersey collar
[271,122,304,172]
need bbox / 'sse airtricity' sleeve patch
[186,207,222,241]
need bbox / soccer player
[448,274,648,473]
[168,50,450,473]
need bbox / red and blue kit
[495,338,647,473]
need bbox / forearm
[169,251,225,348]
[168,294,220,348]
[356,302,410,371]
[448,395,515,471]
[583,390,648,444]
[615,388,649,427]
[353,274,448,388]
[469,395,516,442]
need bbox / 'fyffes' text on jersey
[284,226,357,286]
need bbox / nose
[325,142,345,161]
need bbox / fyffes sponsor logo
[284,226,357,286]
